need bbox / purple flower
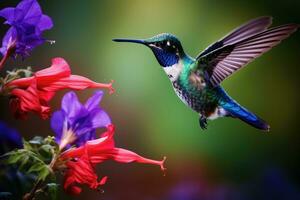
[51,91,111,149]
[0,0,53,58]
[0,121,23,154]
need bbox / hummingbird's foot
[199,116,208,130]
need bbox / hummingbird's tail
[220,98,270,131]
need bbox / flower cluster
[5,57,114,119]
[0,0,165,199]
[54,92,166,195]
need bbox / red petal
[90,148,167,171]
[61,125,115,159]
[99,176,108,185]
[7,57,114,95]
[69,185,82,195]
[9,80,50,119]
[63,154,108,195]
[6,57,70,88]
[61,124,166,171]
[35,57,71,80]
[6,76,34,88]
[42,75,114,94]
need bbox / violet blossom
[51,91,111,149]
[0,0,53,58]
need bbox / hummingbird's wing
[196,16,272,59]
[196,17,298,87]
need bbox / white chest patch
[163,62,183,82]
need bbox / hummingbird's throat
[163,61,183,82]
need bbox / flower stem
[23,179,43,200]
[23,152,60,200]
[0,45,16,71]
[0,50,10,72]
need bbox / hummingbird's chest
[172,80,206,112]
[164,58,219,113]
[172,74,219,114]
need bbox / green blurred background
[0,0,300,199]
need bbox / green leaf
[39,145,57,163]
[28,162,45,174]
[29,136,44,145]
[40,144,53,153]
[19,154,30,170]
[5,151,23,164]
[45,183,58,200]
[39,166,50,181]
[2,136,60,183]
[44,136,59,154]
[23,139,33,151]
[4,149,51,181]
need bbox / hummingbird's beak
[112,38,146,45]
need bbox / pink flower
[5,57,114,119]
[60,124,166,195]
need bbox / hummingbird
[113,16,298,131]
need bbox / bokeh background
[0,0,300,199]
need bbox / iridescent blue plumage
[216,87,270,130]
[114,17,299,131]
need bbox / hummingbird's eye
[166,41,171,46]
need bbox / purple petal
[17,0,42,21]
[50,110,65,141]
[21,32,44,47]
[0,7,15,22]
[12,26,44,56]
[23,15,43,26]
[76,130,96,147]
[0,47,6,56]
[71,108,94,136]
[1,27,18,56]
[61,92,83,120]
[13,8,26,22]
[37,15,53,31]
[90,108,111,129]
[70,108,110,141]
[84,90,104,111]
[19,23,36,34]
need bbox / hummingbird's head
[113,33,185,67]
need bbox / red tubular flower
[60,124,166,195]
[5,57,114,119]
[63,154,108,195]
[9,79,50,119]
